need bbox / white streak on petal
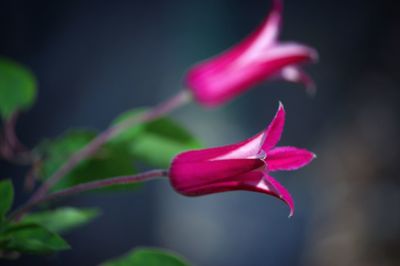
[236,14,280,66]
[256,178,271,191]
[212,132,266,160]
[257,43,317,62]
[280,66,316,95]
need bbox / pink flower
[185,0,318,107]
[169,103,315,216]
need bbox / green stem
[9,169,168,221]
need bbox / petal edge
[262,174,294,217]
[267,146,316,171]
[262,102,286,151]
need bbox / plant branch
[0,112,36,165]
[30,90,191,200]
[9,169,168,221]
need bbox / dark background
[1,0,399,265]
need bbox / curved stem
[30,90,191,201]
[5,112,23,151]
[9,169,168,221]
[0,112,36,165]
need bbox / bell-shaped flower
[169,103,315,216]
[185,0,318,107]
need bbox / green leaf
[0,179,14,220]
[37,130,96,184]
[37,130,138,191]
[101,248,190,266]
[111,109,201,168]
[0,223,70,254]
[0,57,37,119]
[21,207,100,234]
[110,109,147,144]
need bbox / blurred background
[1,0,399,265]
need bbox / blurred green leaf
[36,109,200,191]
[0,179,13,220]
[129,117,201,168]
[0,57,37,119]
[111,109,201,168]
[21,207,100,234]
[37,130,138,191]
[0,223,69,254]
[110,109,146,144]
[37,130,95,183]
[101,248,190,266]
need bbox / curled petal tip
[280,193,294,218]
[262,102,286,152]
[278,101,285,110]
[280,65,317,95]
[312,153,317,159]
[263,175,294,217]
[276,101,286,118]
[286,198,295,218]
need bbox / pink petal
[265,147,316,172]
[212,131,266,160]
[267,146,316,171]
[257,42,318,63]
[235,0,283,64]
[233,43,317,93]
[188,0,283,77]
[169,158,264,195]
[262,174,294,217]
[262,102,285,152]
[174,131,265,163]
[205,170,294,217]
[256,0,283,46]
[279,66,316,95]
[174,170,264,196]
[170,165,295,216]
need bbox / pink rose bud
[169,103,315,216]
[186,0,318,107]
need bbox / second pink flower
[186,0,318,107]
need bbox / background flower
[185,0,318,106]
